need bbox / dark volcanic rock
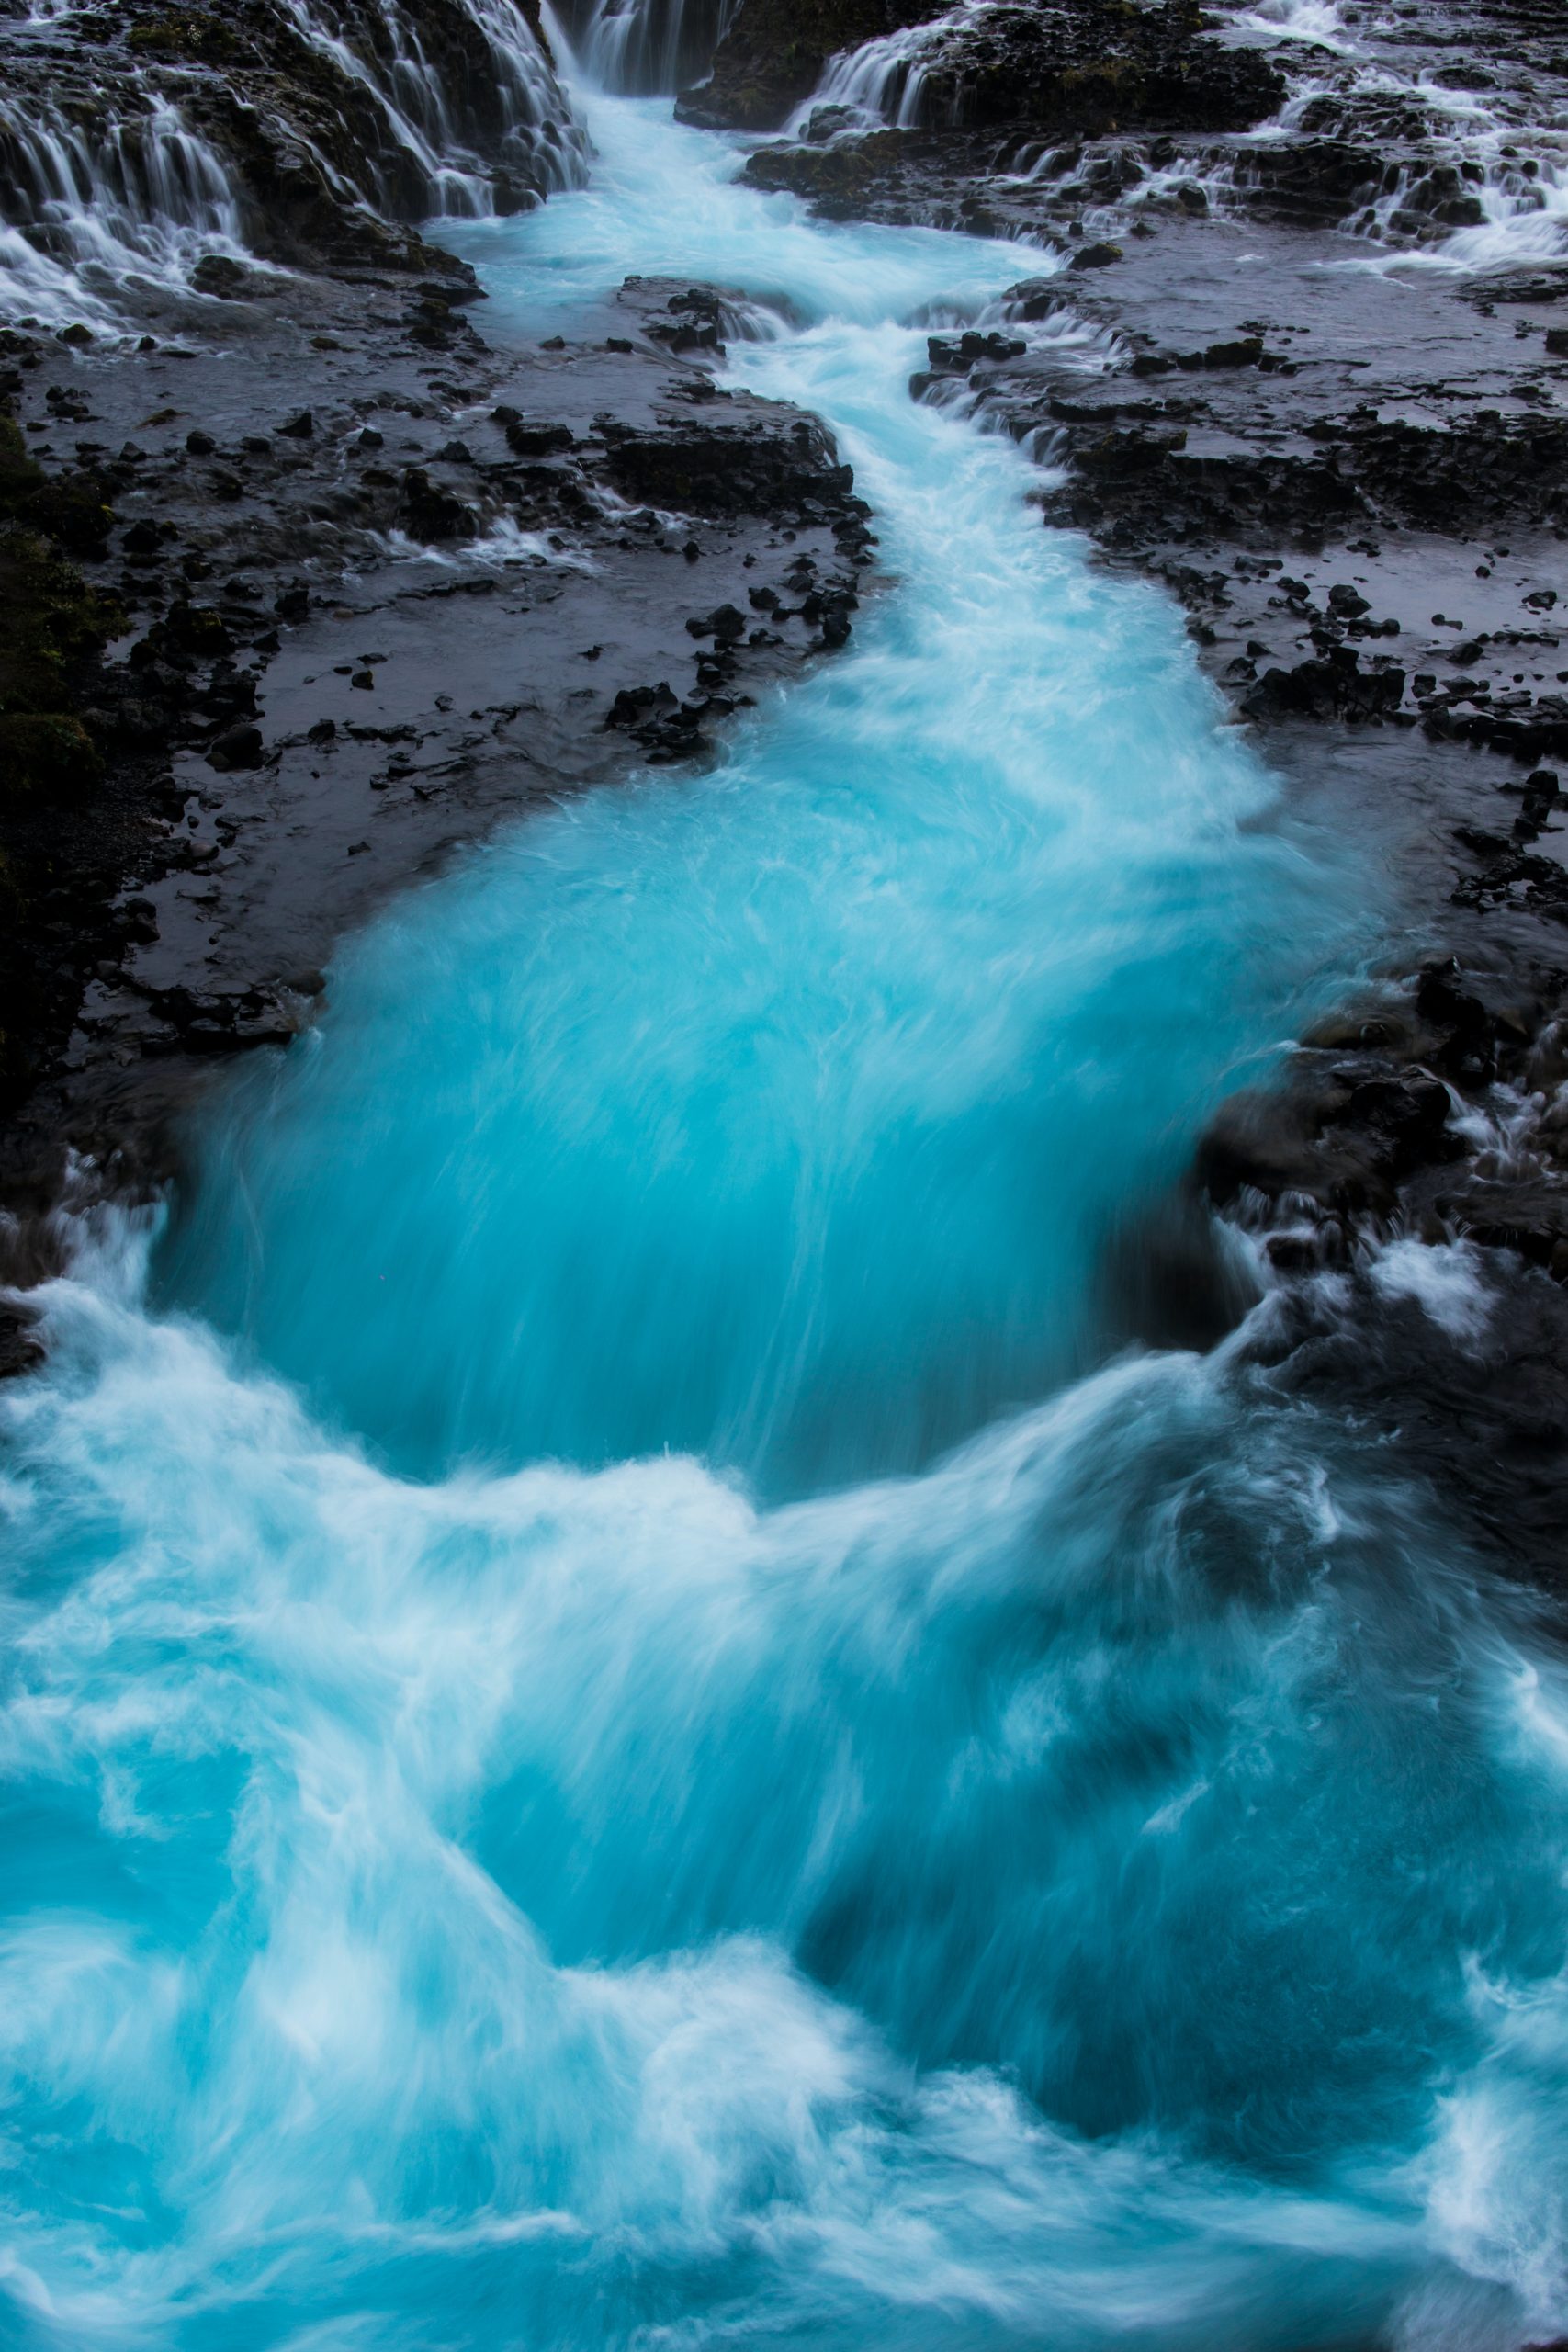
[901,0,1285,137]
[599,410,855,518]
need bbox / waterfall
[794,1,1002,134]
[557,0,741,95]
[0,0,588,328]
[799,26,936,131]
[276,0,590,214]
[0,89,246,326]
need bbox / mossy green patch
[126,11,239,64]
[0,522,121,801]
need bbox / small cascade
[791,1,998,135]
[559,0,740,95]
[1207,0,1568,265]
[1367,141,1568,266]
[1227,0,1353,49]
[0,89,245,327]
[803,28,931,130]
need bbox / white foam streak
[1367,1238,1494,1347]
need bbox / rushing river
[5,59,1568,2352]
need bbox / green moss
[744,131,908,198]
[0,526,121,800]
[0,415,43,518]
[126,12,238,63]
[0,713,103,797]
[0,418,113,554]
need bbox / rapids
[4,41,1568,2352]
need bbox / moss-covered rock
[0,433,123,745]
[744,130,913,200]
[0,711,104,797]
[126,12,241,63]
[0,519,118,797]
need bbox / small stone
[504,420,574,458]
[191,254,248,300]
[207,723,264,773]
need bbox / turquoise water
[4,77,1568,2352]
